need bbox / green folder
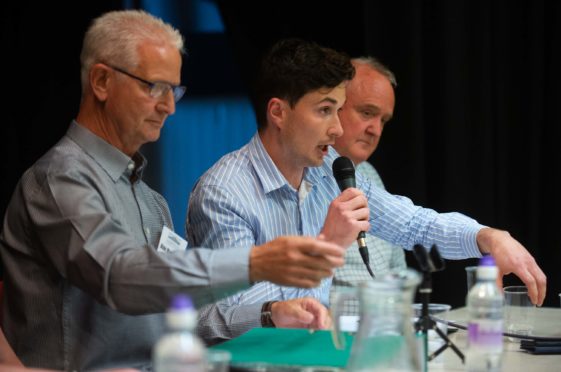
[211,328,354,369]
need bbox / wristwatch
[260,301,277,327]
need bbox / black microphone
[332,156,374,278]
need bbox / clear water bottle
[465,255,503,372]
[153,294,206,372]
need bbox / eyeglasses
[106,64,186,102]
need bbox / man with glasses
[104,64,186,103]
[0,11,344,371]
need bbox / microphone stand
[413,244,464,365]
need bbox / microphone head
[413,244,445,273]
[332,156,356,191]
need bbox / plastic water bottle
[465,255,503,372]
[153,294,206,372]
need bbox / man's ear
[266,97,288,129]
[89,64,111,102]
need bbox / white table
[430,307,561,371]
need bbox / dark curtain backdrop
[217,0,561,308]
[1,1,122,213]
[0,2,122,276]
[1,0,560,308]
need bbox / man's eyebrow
[356,103,379,111]
[317,97,338,105]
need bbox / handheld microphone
[332,156,374,278]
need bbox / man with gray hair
[331,57,405,314]
[0,11,344,371]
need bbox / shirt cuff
[461,223,487,258]
[209,246,252,287]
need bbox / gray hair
[80,10,184,93]
[352,56,397,87]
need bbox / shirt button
[145,227,151,237]
[128,162,135,170]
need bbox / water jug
[331,269,422,371]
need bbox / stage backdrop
[2,0,559,307]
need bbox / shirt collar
[247,133,337,194]
[66,121,147,183]
[247,134,289,194]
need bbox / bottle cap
[479,255,496,266]
[167,294,197,330]
[477,255,498,280]
[170,294,194,311]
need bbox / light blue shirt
[187,134,483,343]
[331,161,407,315]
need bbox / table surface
[444,306,561,338]
[228,307,561,371]
[430,306,561,371]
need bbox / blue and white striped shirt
[187,133,483,343]
[331,161,408,316]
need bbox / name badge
[157,226,187,253]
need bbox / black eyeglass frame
[105,64,186,102]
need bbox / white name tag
[157,226,187,253]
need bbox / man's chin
[354,149,374,164]
[145,131,161,144]
[310,157,325,167]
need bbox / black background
[2,0,560,308]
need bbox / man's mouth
[358,138,375,146]
[318,144,330,155]
[147,119,164,127]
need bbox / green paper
[211,328,353,368]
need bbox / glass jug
[331,269,422,371]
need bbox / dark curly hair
[253,38,355,131]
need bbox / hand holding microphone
[319,189,369,248]
[331,156,374,277]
